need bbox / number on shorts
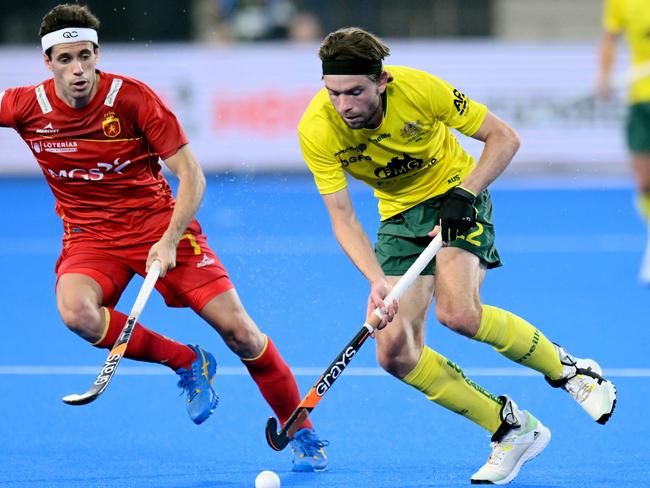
[457,222,484,246]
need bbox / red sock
[242,336,313,430]
[94,308,196,371]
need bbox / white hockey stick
[62,260,162,405]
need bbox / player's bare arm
[147,144,206,276]
[462,111,520,195]
[596,31,621,98]
[322,188,397,327]
[430,111,519,241]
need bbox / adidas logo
[197,253,215,268]
[36,123,59,134]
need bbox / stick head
[62,391,99,405]
[265,417,290,451]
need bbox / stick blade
[62,392,99,406]
[265,417,290,451]
[62,382,105,405]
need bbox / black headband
[322,58,383,75]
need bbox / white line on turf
[0,366,648,377]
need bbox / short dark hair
[39,3,100,58]
[318,27,390,82]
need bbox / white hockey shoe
[471,396,551,485]
[545,344,617,424]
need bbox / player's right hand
[366,278,398,331]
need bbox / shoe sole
[596,382,617,425]
[573,360,618,425]
[471,425,551,485]
[292,464,328,473]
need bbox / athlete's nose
[72,60,84,75]
[338,94,353,113]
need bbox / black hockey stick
[62,260,162,405]
[266,234,443,450]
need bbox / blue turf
[0,175,648,487]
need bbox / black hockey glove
[438,186,477,242]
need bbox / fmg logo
[374,153,424,179]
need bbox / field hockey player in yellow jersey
[598,0,650,284]
[299,27,617,484]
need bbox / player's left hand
[434,186,477,242]
[147,236,178,277]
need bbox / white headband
[41,27,98,53]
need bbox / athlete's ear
[94,46,100,64]
[43,53,53,73]
[377,70,389,94]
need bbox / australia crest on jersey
[102,111,121,138]
[400,120,424,139]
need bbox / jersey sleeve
[299,125,347,195]
[426,75,488,137]
[0,88,19,128]
[133,83,189,160]
[603,0,623,33]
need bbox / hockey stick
[265,234,443,451]
[521,60,650,125]
[62,260,162,405]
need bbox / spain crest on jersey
[102,111,121,138]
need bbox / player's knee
[376,345,419,378]
[436,302,480,337]
[58,299,102,339]
[222,312,264,356]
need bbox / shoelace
[487,441,511,465]
[177,370,199,401]
[293,432,330,456]
[565,374,594,404]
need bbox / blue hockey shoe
[176,345,218,425]
[290,428,329,472]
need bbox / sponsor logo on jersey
[333,143,367,157]
[368,132,391,143]
[375,153,424,179]
[339,154,372,168]
[453,89,467,115]
[36,123,59,134]
[41,140,78,153]
[374,153,437,186]
[32,141,41,153]
[46,158,132,181]
[102,111,121,138]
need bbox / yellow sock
[402,346,503,432]
[637,192,650,222]
[474,305,563,379]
